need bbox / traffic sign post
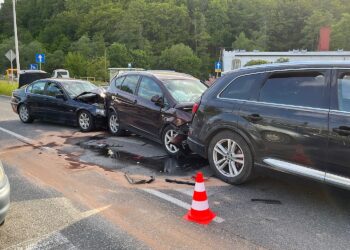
[35,53,45,70]
[5,49,16,82]
[29,64,38,70]
[215,61,222,78]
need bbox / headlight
[96,109,106,116]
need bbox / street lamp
[12,0,20,73]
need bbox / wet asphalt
[1,96,350,250]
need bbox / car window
[138,77,163,101]
[121,75,139,94]
[259,71,328,108]
[46,82,64,97]
[30,81,46,95]
[220,73,265,100]
[337,72,350,112]
[114,76,125,89]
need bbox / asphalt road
[1,95,350,250]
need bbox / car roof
[118,70,199,80]
[225,61,350,76]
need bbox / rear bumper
[0,176,10,224]
[187,136,207,158]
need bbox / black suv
[188,62,350,190]
[106,71,207,155]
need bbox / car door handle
[247,114,262,122]
[333,127,350,136]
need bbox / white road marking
[142,188,224,223]
[0,126,37,145]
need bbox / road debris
[251,199,282,205]
[124,173,155,184]
[165,178,195,186]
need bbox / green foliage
[275,57,290,63]
[244,60,269,67]
[0,81,18,96]
[1,0,350,79]
[158,44,201,77]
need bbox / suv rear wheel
[208,131,253,184]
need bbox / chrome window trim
[263,158,350,190]
[330,110,350,115]
[217,67,340,111]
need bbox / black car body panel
[188,62,350,190]
[0,161,10,225]
[11,79,107,127]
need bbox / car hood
[74,88,106,100]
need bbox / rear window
[163,79,207,103]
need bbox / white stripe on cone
[191,200,209,211]
[194,182,205,192]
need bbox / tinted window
[259,71,327,108]
[337,72,350,112]
[60,81,96,97]
[220,73,264,100]
[114,76,125,89]
[30,81,46,95]
[138,77,163,101]
[121,75,139,94]
[46,82,64,97]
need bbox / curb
[0,95,11,99]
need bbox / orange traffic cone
[184,172,216,224]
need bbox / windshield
[163,79,207,103]
[60,81,97,97]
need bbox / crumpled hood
[74,87,106,100]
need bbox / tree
[244,60,269,67]
[107,43,132,68]
[86,57,109,81]
[64,52,87,77]
[332,13,350,50]
[158,44,201,77]
[232,32,258,51]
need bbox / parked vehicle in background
[52,69,70,79]
[106,71,207,155]
[18,70,50,88]
[0,161,10,226]
[189,62,350,190]
[11,79,106,132]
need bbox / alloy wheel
[164,129,179,154]
[19,105,29,122]
[79,112,90,130]
[109,114,119,133]
[213,139,245,177]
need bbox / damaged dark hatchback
[106,71,207,155]
[11,79,107,132]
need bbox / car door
[26,80,48,118]
[44,82,75,123]
[327,69,350,184]
[134,76,164,137]
[239,69,330,175]
[117,75,140,128]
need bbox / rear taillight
[192,102,200,115]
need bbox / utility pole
[12,0,20,74]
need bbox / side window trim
[257,69,331,109]
[332,68,350,112]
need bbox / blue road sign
[215,61,222,70]
[35,53,45,64]
[29,64,38,70]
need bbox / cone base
[184,209,216,225]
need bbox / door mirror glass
[151,95,164,107]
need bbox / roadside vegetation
[0,80,17,96]
[0,0,350,80]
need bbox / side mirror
[151,95,164,107]
[56,93,66,101]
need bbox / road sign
[29,64,38,70]
[35,53,45,64]
[5,49,16,62]
[215,61,222,73]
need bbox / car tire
[78,110,94,132]
[18,104,33,123]
[162,125,180,156]
[108,110,125,136]
[208,130,253,185]
[0,219,5,226]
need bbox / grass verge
[0,80,18,96]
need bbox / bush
[244,60,269,67]
[0,81,18,96]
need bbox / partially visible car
[0,161,10,226]
[11,79,107,132]
[52,69,70,79]
[189,62,350,190]
[106,70,207,155]
[18,70,50,88]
